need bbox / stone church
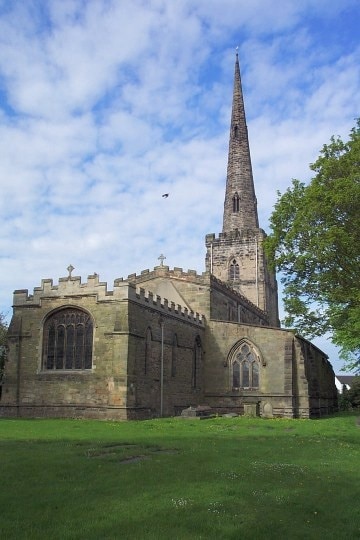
[0,54,337,420]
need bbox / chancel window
[232,192,240,212]
[229,259,240,281]
[232,343,259,389]
[43,308,93,370]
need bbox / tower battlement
[206,229,266,246]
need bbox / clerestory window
[232,343,259,389]
[43,308,93,370]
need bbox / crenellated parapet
[130,285,204,326]
[205,229,266,247]
[12,271,204,326]
[125,265,209,286]
[13,274,117,306]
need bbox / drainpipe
[159,318,164,417]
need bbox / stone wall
[0,273,204,420]
[293,337,338,418]
[126,299,205,418]
[205,230,279,327]
[1,291,130,419]
[203,321,337,418]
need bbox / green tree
[347,377,360,408]
[265,120,360,373]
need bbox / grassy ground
[1,413,359,540]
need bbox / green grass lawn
[1,413,359,540]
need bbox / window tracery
[43,308,93,370]
[232,342,260,389]
[229,259,239,280]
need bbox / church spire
[222,51,259,232]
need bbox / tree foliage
[339,378,360,410]
[265,120,360,373]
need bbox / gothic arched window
[232,342,260,389]
[229,259,240,281]
[43,308,93,370]
[232,192,240,212]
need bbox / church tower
[206,52,279,327]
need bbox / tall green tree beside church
[265,121,360,373]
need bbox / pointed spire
[222,51,259,232]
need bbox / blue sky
[0,0,359,373]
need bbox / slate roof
[335,375,358,387]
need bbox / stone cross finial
[67,264,75,278]
[158,254,166,266]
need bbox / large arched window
[229,259,240,281]
[232,342,260,389]
[43,308,93,370]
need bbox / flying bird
[162,193,169,198]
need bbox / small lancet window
[234,125,239,138]
[229,259,239,281]
[232,192,240,212]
